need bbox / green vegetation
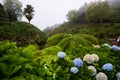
[85,1,109,23]
[0,21,47,47]
[47,23,120,44]
[0,36,120,79]
[0,40,47,80]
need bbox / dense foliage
[32,34,120,79]
[1,33,120,79]
[0,40,48,80]
[0,21,47,47]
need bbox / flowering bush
[88,65,97,76]
[83,54,99,64]
[102,63,113,71]
[57,51,66,58]
[95,72,108,80]
[73,58,83,67]
[70,67,79,74]
[1,34,120,80]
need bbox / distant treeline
[66,0,120,23]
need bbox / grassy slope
[49,22,120,39]
[0,21,47,47]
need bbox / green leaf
[25,63,33,70]
[26,74,42,80]
[0,63,7,73]
[18,57,28,64]
[12,76,25,80]
[11,65,22,75]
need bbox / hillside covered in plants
[44,0,120,41]
[48,23,120,39]
[0,21,47,47]
[0,0,120,80]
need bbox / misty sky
[0,0,98,30]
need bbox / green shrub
[0,40,49,80]
[45,34,99,54]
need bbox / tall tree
[107,0,120,23]
[3,0,22,21]
[66,10,79,23]
[24,5,34,24]
[85,1,110,23]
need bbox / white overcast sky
[0,0,98,30]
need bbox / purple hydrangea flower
[57,51,66,58]
[74,58,83,67]
[70,67,79,74]
[111,45,120,51]
[116,72,120,80]
[102,63,113,71]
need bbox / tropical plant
[24,5,34,24]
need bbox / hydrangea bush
[1,34,120,79]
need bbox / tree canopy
[66,0,120,23]
[3,0,22,21]
[85,1,110,23]
[0,3,8,21]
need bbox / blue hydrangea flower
[116,72,120,80]
[111,45,120,51]
[102,63,113,71]
[74,58,83,67]
[88,65,97,76]
[70,67,79,74]
[57,51,66,58]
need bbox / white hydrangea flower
[83,54,99,64]
[88,65,97,76]
[83,54,94,64]
[96,72,108,80]
[91,54,99,62]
